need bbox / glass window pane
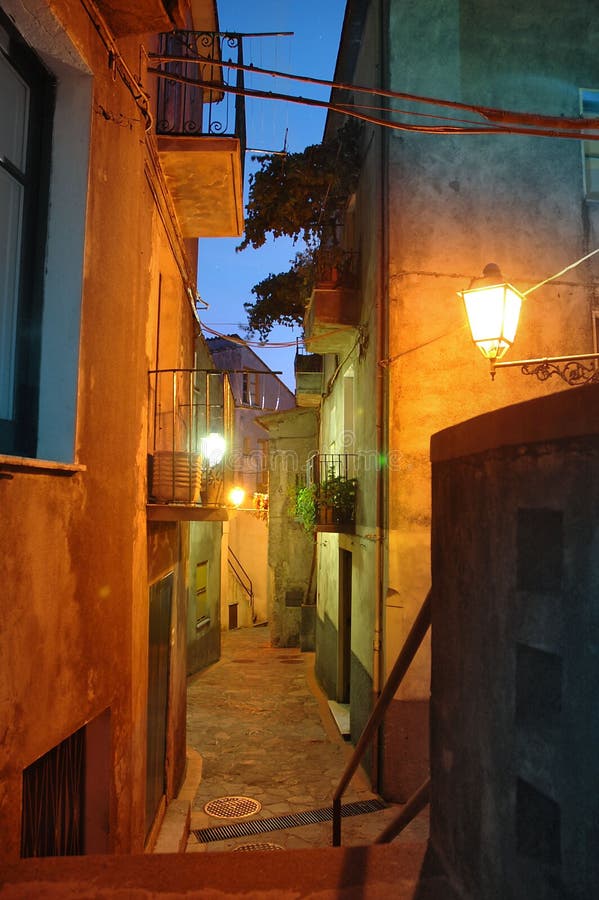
[581,88,599,117]
[585,155,599,199]
[0,51,29,171]
[0,167,23,419]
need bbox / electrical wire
[148,50,599,135]
[146,69,599,141]
[523,247,599,295]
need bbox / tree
[244,252,314,340]
[239,121,362,336]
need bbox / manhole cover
[204,796,262,819]
[233,842,284,852]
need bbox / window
[21,724,86,857]
[242,370,260,407]
[195,561,208,622]
[581,89,599,200]
[0,13,54,456]
[0,7,91,463]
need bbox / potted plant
[317,474,358,530]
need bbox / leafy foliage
[294,483,318,534]
[240,122,362,337]
[319,475,358,524]
[238,121,362,253]
[244,251,315,340]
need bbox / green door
[145,572,173,838]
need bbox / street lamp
[458,263,524,363]
[460,251,599,384]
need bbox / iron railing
[306,453,359,529]
[228,547,255,623]
[313,248,359,288]
[148,368,230,505]
[332,590,432,846]
[154,30,246,175]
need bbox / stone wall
[260,408,318,647]
[430,384,599,900]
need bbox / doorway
[337,549,352,703]
[145,571,173,838]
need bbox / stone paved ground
[185,624,429,853]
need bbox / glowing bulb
[229,486,245,507]
[201,433,226,466]
[459,266,524,361]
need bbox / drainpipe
[372,0,390,790]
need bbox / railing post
[332,796,342,847]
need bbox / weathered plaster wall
[314,0,383,776]
[430,384,599,900]
[381,0,599,797]
[385,0,599,690]
[261,408,318,647]
[227,510,268,627]
[0,0,199,859]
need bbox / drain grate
[204,796,262,819]
[233,842,284,851]
[193,798,386,843]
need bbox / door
[337,549,352,703]
[145,572,173,838]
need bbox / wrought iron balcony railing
[148,368,232,508]
[313,248,359,289]
[306,453,359,531]
[154,30,246,171]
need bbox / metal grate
[193,798,386,843]
[233,842,284,851]
[204,796,262,819]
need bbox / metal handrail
[228,547,254,618]
[332,589,432,846]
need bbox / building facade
[0,0,244,859]
[309,0,599,801]
[206,335,296,628]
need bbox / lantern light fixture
[461,249,599,384]
[458,263,524,362]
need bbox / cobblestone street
[185,625,429,853]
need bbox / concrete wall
[430,384,599,900]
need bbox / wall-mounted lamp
[458,263,524,363]
[460,250,599,385]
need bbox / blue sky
[197,1,346,388]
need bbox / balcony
[153,32,246,237]
[303,250,360,355]
[306,452,358,533]
[147,368,233,521]
[95,1,185,37]
[294,352,323,407]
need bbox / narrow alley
[183,625,429,854]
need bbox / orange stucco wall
[0,0,201,861]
